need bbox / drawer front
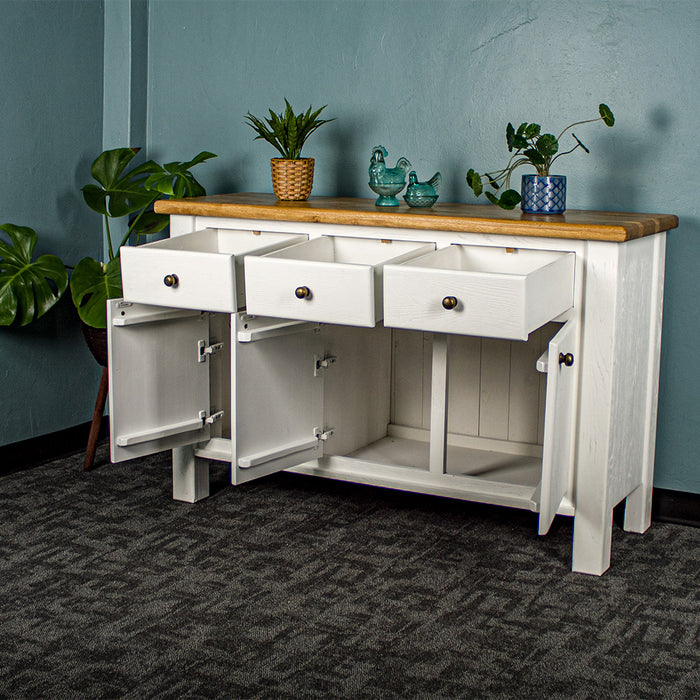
[244,237,434,327]
[121,246,237,312]
[383,245,575,340]
[244,256,378,326]
[120,229,305,312]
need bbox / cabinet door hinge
[198,340,225,363]
[314,354,337,376]
[314,426,335,442]
[199,410,225,426]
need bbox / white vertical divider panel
[623,233,666,533]
[478,338,511,440]
[429,334,450,473]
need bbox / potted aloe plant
[245,99,334,201]
[466,104,615,214]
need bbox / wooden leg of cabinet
[172,445,210,502]
[571,504,614,575]
[623,482,653,533]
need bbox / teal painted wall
[145,0,700,493]
[0,1,105,446]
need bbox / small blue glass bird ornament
[404,170,441,208]
[368,146,412,206]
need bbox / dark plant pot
[80,321,108,367]
[521,174,566,214]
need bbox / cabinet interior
[206,313,561,495]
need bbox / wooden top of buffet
[155,193,678,242]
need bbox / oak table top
[154,193,678,242]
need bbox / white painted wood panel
[391,329,429,429]
[429,335,450,473]
[538,319,579,535]
[232,313,324,485]
[392,330,552,446]
[107,300,211,463]
[322,324,392,456]
[478,338,511,440]
[447,334,481,437]
[508,325,549,444]
[624,233,666,533]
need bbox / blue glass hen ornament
[368,146,412,206]
[404,170,441,208]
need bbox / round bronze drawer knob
[163,274,179,288]
[442,296,458,310]
[295,286,311,299]
[559,352,574,367]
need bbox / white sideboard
[107,194,678,575]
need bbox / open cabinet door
[108,300,214,463]
[232,314,325,485]
[537,319,579,535]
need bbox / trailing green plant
[0,224,68,326]
[244,99,334,159]
[466,104,615,209]
[71,147,216,329]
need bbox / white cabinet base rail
[107,194,678,576]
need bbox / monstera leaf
[70,256,122,329]
[81,147,161,219]
[0,224,68,326]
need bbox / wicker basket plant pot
[270,157,315,201]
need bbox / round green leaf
[499,189,522,209]
[536,134,559,157]
[599,103,615,127]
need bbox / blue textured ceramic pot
[521,174,567,214]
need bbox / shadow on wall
[327,116,380,198]
[592,105,673,212]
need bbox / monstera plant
[0,224,68,326]
[71,147,216,329]
[1,147,216,330]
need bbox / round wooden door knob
[442,296,458,310]
[163,274,179,287]
[295,286,311,299]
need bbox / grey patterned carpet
[1,444,698,700]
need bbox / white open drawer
[120,228,306,312]
[244,236,435,327]
[383,244,575,340]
